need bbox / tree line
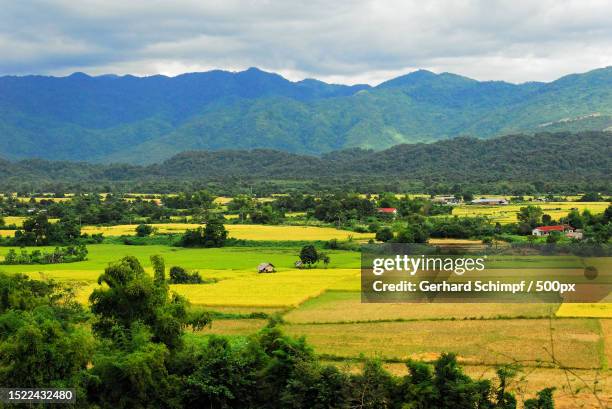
[1,131,610,194]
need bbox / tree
[565,209,584,229]
[180,218,228,248]
[169,266,203,284]
[150,254,165,283]
[89,256,193,349]
[299,245,319,267]
[524,388,555,409]
[375,227,394,242]
[517,205,543,230]
[462,192,474,202]
[0,273,92,390]
[319,252,330,268]
[135,224,154,237]
[203,218,228,247]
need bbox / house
[377,207,398,215]
[257,262,275,273]
[432,195,460,205]
[532,225,582,239]
[470,198,509,205]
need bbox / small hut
[257,262,275,273]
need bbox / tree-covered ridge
[1,66,612,163]
[0,131,610,193]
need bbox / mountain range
[1,66,612,164]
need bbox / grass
[451,202,610,224]
[283,319,603,368]
[284,291,560,324]
[0,244,361,280]
[80,223,374,241]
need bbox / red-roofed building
[377,207,398,215]
[532,225,582,239]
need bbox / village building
[531,225,583,239]
[377,207,398,215]
[470,198,509,205]
[257,262,275,273]
[432,195,461,205]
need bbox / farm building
[470,198,509,205]
[432,195,460,205]
[532,225,583,239]
[377,207,398,215]
[257,262,275,273]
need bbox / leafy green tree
[350,360,395,409]
[524,388,555,409]
[565,209,584,229]
[375,227,394,242]
[180,218,228,247]
[517,205,544,230]
[135,223,154,237]
[89,256,192,349]
[0,273,92,390]
[169,266,203,284]
[299,245,319,267]
[150,254,166,283]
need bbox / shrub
[169,266,203,284]
[135,224,154,237]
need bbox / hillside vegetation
[1,67,612,163]
[0,131,610,192]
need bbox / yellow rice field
[80,223,374,240]
[452,202,610,224]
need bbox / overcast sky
[1,0,611,85]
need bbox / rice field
[172,269,359,307]
[451,202,610,224]
[283,291,560,323]
[283,319,603,368]
[79,223,374,241]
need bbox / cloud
[1,0,611,84]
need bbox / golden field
[79,223,374,240]
[451,202,610,224]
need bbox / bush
[168,266,203,284]
[135,224,154,237]
[375,227,394,242]
[1,245,88,265]
[180,218,228,248]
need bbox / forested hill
[1,67,612,163]
[1,131,610,192]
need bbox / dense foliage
[1,131,611,194]
[1,245,88,265]
[0,260,556,408]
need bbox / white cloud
[1,0,612,84]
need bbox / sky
[1,0,612,85]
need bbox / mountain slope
[0,67,612,163]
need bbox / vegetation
[0,264,558,408]
[180,218,228,247]
[2,67,612,165]
[168,266,204,284]
[1,245,88,265]
[0,131,610,193]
